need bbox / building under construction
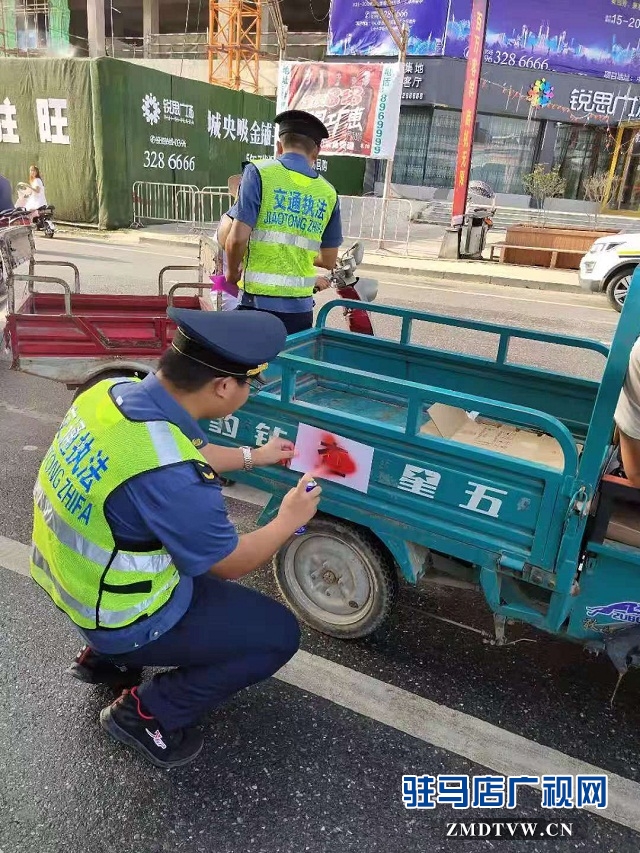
[0,0,329,91]
[0,0,70,54]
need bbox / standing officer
[225,109,343,335]
[31,309,321,768]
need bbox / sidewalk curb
[55,229,201,250]
[52,230,584,296]
[137,234,201,249]
[358,261,582,294]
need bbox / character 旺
[317,433,357,478]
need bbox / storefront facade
[379,57,640,209]
[604,122,640,216]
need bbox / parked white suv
[579,232,640,312]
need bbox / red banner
[277,62,402,159]
[451,0,489,225]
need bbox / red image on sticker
[317,433,358,478]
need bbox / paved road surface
[0,235,637,853]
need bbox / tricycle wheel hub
[283,534,376,626]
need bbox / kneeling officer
[31,308,320,768]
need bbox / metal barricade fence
[197,187,234,233]
[132,182,233,231]
[339,195,414,255]
[132,181,199,227]
[131,183,414,254]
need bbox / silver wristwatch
[240,446,254,471]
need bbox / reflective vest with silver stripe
[241,159,337,298]
[31,379,204,630]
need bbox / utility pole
[440,0,489,259]
[371,0,407,249]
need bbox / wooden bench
[489,242,585,269]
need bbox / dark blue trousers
[111,575,300,730]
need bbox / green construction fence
[0,56,366,229]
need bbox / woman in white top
[24,165,47,211]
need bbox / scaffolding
[207,0,286,93]
[0,0,18,54]
[0,0,69,55]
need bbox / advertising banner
[277,61,403,159]
[328,0,447,57]
[329,0,640,82]
[452,0,488,223]
[400,57,640,124]
[447,0,640,82]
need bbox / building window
[391,107,433,186]
[470,113,541,195]
[392,108,541,194]
[554,125,612,200]
[607,124,640,212]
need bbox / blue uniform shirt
[0,174,12,211]
[230,153,343,314]
[79,374,238,654]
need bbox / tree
[583,172,619,227]
[522,164,566,224]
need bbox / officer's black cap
[167,308,287,382]
[275,109,329,146]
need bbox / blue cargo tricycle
[201,272,640,671]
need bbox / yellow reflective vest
[31,380,203,630]
[241,159,337,298]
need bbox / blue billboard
[328,0,449,58]
[328,0,640,82]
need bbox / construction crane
[207,0,286,93]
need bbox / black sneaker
[99,687,204,768]
[67,645,142,691]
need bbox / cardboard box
[420,403,570,470]
[606,502,640,548]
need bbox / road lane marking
[278,651,640,833]
[1,530,639,833]
[0,535,30,576]
[223,482,269,506]
[50,237,196,261]
[0,400,66,425]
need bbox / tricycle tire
[274,516,398,639]
[73,369,145,401]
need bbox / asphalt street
[0,234,637,853]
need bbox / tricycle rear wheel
[274,516,398,639]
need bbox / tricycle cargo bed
[4,292,202,384]
[7,292,201,358]
[204,305,609,581]
[289,305,607,443]
[2,225,208,387]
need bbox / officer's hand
[226,265,242,287]
[314,275,331,292]
[254,437,296,467]
[278,474,322,531]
